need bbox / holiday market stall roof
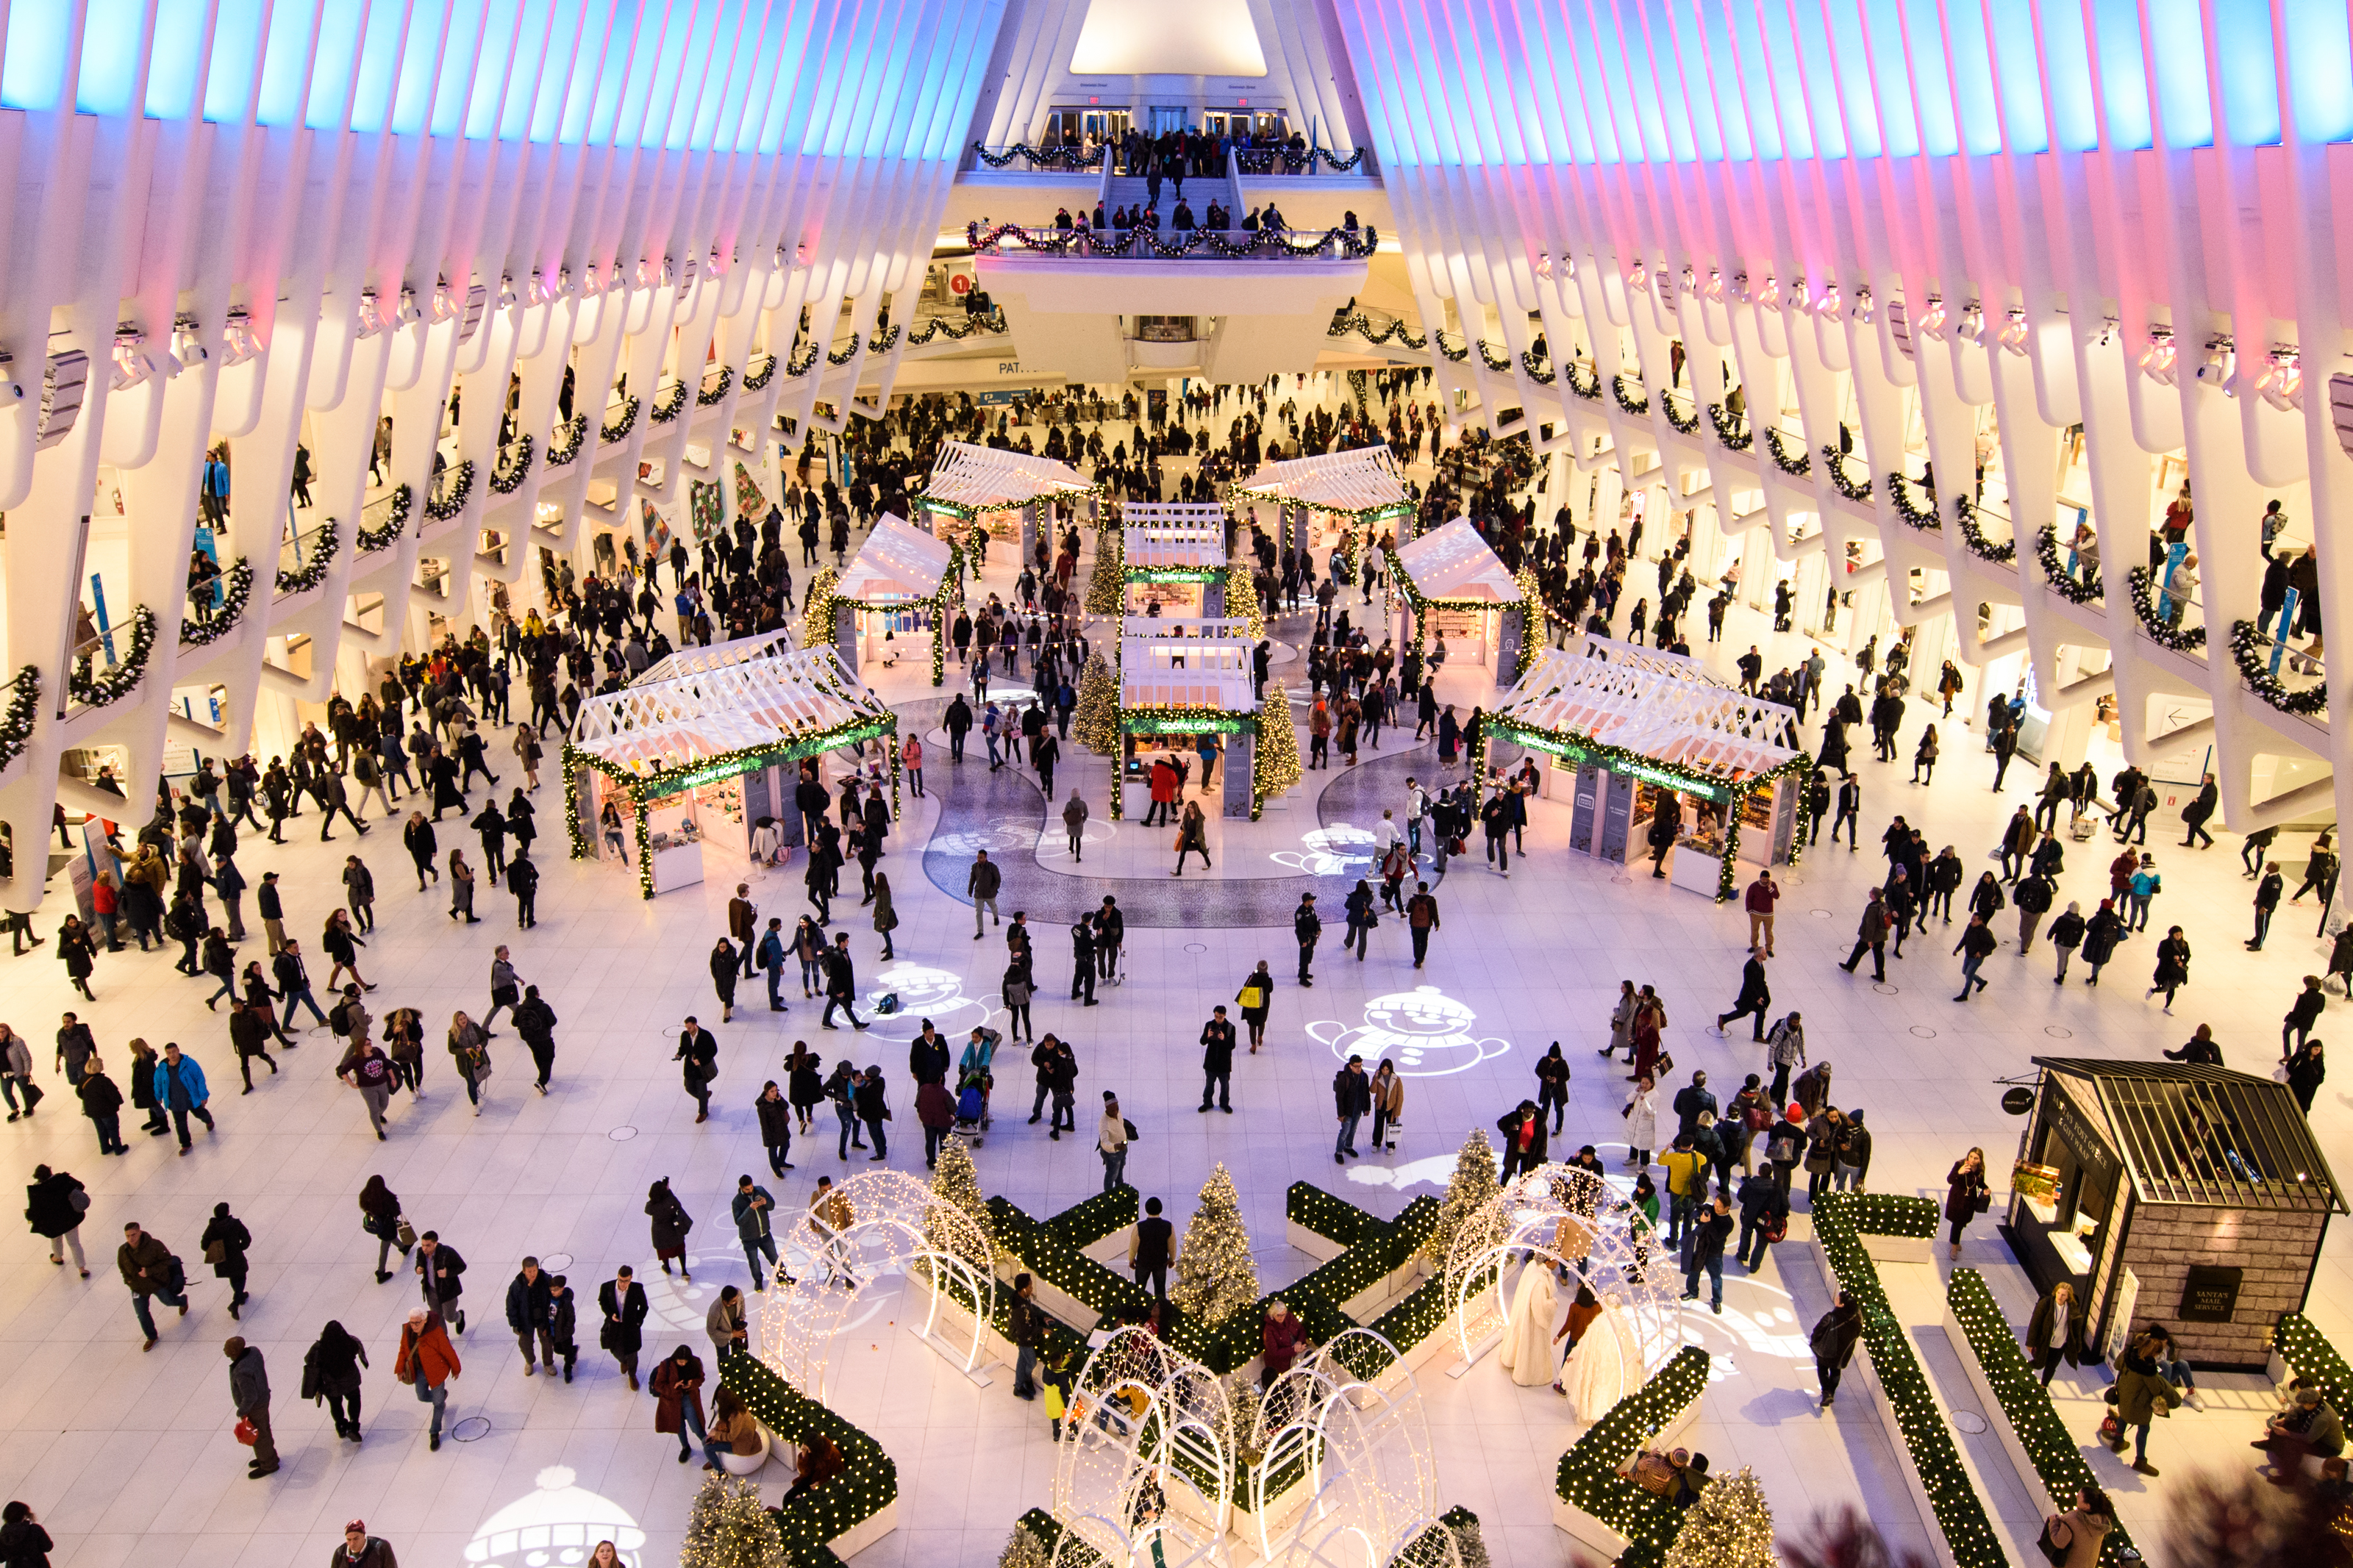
[1119,629,1256,713]
[1492,640,1798,784]
[1390,517,1524,604]
[573,645,891,792]
[920,441,1094,514]
[836,515,955,604]
[1115,505,1228,573]
[1229,447,1410,519]
[2029,1059,2345,1214]
[1577,631,1738,688]
[633,629,801,687]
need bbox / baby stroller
[951,1072,993,1149]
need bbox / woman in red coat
[650,1345,707,1463]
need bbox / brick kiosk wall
[2121,1203,2327,1367]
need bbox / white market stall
[1385,516,1530,681]
[565,644,898,897]
[828,514,964,684]
[1116,504,1231,618]
[1114,617,1268,820]
[918,441,1099,565]
[1477,636,1812,900]
[1229,447,1413,578]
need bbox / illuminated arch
[1443,1164,1684,1375]
[1050,1326,1235,1568]
[1247,1328,1451,1568]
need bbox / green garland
[357,486,413,553]
[650,379,690,425]
[1512,566,1544,681]
[742,354,779,393]
[2125,566,2207,651]
[1384,543,1532,666]
[275,524,341,595]
[1327,312,1431,351]
[1612,375,1651,417]
[1821,448,1873,503]
[1885,473,1938,529]
[1948,1270,2140,1566]
[600,397,641,444]
[180,559,254,645]
[1565,360,1602,400]
[425,461,475,522]
[2272,1312,2352,1413]
[488,433,535,494]
[1815,1193,2009,1568]
[1553,1346,1710,1568]
[68,606,159,708]
[697,365,735,407]
[718,1356,898,1559]
[1707,404,1752,451]
[1954,495,2015,564]
[0,665,39,773]
[1662,392,1699,434]
[546,415,588,468]
[2229,619,2328,715]
[1762,429,1811,476]
[2037,521,2102,604]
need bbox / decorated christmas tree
[1251,681,1302,817]
[1661,1464,1777,1568]
[1073,652,1121,756]
[799,566,840,651]
[1084,527,1125,615]
[1224,556,1265,639]
[1421,1128,1503,1267]
[926,1135,988,1254]
[1169,1164,1258,1327]
[680,1473,788,1568]
[997,1523,1051,1568]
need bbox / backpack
[1766,1131,1800,1165]
[1763,1208,1788,1245]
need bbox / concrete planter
[1863,1231,1935,1266]
[1940,1306,2060,1513]
[1548,1386,1702,1560]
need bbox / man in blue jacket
[155,1042,215,1153]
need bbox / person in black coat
[507,848,539,928]
[506,1258,555,1375]
[303,1320,370,1440]
[599,1266,650,1389]
[675,1020,718,1123]
[514,986,558,1093]
[755,1081,795,1177]
[546,1274,579,1381]
[1493,1098,1547,1181]
[852,1067,890,1159]
[201,1201,253,1317]
[0,1501,54,1567]
[1713,948,1772,1040]
[1199,1008,1236,1114]
[1810,1291,1864,1404]
[2178,773,2218,848]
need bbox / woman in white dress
[1495,1257,1560,1388]
[1560,1295,1641,1422]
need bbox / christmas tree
[679,1473,788,1568]
[1224,556,1265,639]
[1073,652,1121,756]
[799,566,841,650]
[1169,1164,1259,1327]
[1421,1128,1503,1267]
[1660,1465,1777,1568]
[926,1136,988,1259]
[997,1523,1051,1568]
[1251,681,1302,817]
[1085,527,1125,615]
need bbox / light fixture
[430,280,461,324]
[1915,296,1948,337]
[109,327,155,391]
[1756,275,1781,308]
[2256,347,2303,410]
[1957,302,1987,344]
[1681,265,1696,297]
[0,346,18,407]
[1852,286,1874,324]
[2194,336,2236,395]
[1813,284,1843,321]
[1626,265,1649,296]
[496,275,519,310]
[1729,271,1751,304]
[354,287,385,340]
[1703,270,1725,303]
[171,316,207,370]
[394,287,423,329]
[220,309,262,366]
[2137,330,2177,385]
[1999,309,2030,356]
[1533,251,1552,279]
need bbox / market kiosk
[1117,504,1231,618]
[1385,517,1532,684]
[1229,448,1413,575]
[918,441,1099,566]
[1477,637,1812,901]
[1110,622,1273,820]
[566,644,898,898]
[824,514,964,685]
[2007,1058,2341,1369]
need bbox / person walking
[967,850,1002,939]
[599,1267,649,1389]
[821,934,869,1031]
[1062,790,1088,862]
[2148,926,2192,1014]
[1172,801,1210,875]
[2079,899,2126,986]
[2024,1281,2087,1386]
[1533,1043,1570,1134]
[1713,948,1771,1039]
[1733,1167,1788,1272]
[1295,893,1321,985]
[513,986,557,1095]
[1678,1198,1733,1314]
[854,1064,892,1160]
[1237,961,1274,1053]
[1944,1148,1990,1259]
[76,1054,124,1155]
[2250,861,2285,951]
[414,1231,468,1332]
[2048,901,2087,984]
[1332,1056,1372,1164]
[1096,1092,1132,1191]
[225,1336,280,1478]
[871,875,898,963]
[25,1164,90,1277]
[0,1024,41,1123]
[446,1012,492,1115]
[154,1042,217,1154]
[2283,1039,2327,1113]
[357,1175,408,1282]
[732,1175,780,1290]
[651,1346,709,1464]
[1199,1006,1236,1113]
[505,1256,555,1375]
[755,1082,794,1178]
[675,1018,718,1123]
[1404,883,1439,969]
[201,1202,253,1319]
[1952,914,1997,1001]
[646,1180,694,1279]
[118,1220,189,1350]
[1810,1292,1863,1406]
[2108,1330,2182,1476]
[484,947,523,1032]
[1838,890,1888,982]
[274,939,332,1031]
[303,1319,371,1444]
[393,1306,462,1450]
[1744,871,1779,953]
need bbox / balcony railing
[2127,563,2207,652]
[64,604,157,712]
[968,221,1377,261]
[276,513,340,595]
[2230,619,2327,719]
[970,142,1106,172]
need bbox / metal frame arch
[1247,1328,1442,1568]
[755,1169,996,1401]
[1051,1325,1235,1568]
[1443,1164,1683,1375]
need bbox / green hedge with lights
[720,1354,896,1565]
[1948,1270,2139,1566]
[2274,1312,2352,1414]
[987,1191,1154,1325]
[1552,1345,1710,1568]
[1286,1185,1446,1381]
[1041,1185,1139,1254]
[1815,1192,2009,1568]
[1837,1192,1941,1238]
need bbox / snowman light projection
[463,1465,646,1567]
[1270,822,1379,878]
[857,960,1001,1043]
[1305,985,1511,1078]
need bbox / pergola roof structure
[635,629,802,687]
[1391,517,1523,602]
[921,441,1093,512]
[1120,623,1256,712]
[574,645,890,790]
[1118,507,1229,572]
[1119,617,1257,641]
[1493,641,1798,785]
[837,515,954,604]
[1229,448,1410,516]
[1575,633,1737,687]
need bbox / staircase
[1095,165,1246,229]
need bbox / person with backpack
[1762,1106,1806,1196]
[1733,1167,1788,1273]
[514,986,559,1095]
[25,1164,90,1277]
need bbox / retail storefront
[1385,517,1534,684]
[2008,1058,2340,1369]
[565,642,899,898]
[821,515,965,686]
[918,440,1099,565]
[1477,637,1811,901]
[1117,504,1231,619]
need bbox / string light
[1171,1164,1261,1327]
[1554,1345,1711,1568]
[2272,1311,2351,1413]
[715,1356,899,1556]
[1660,1464,1777,1568]
[179,559,255,645]
[65,605,159,708]
[0,667,38,773]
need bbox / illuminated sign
[1126,714,1256,735]
[1124,567,1224,584]
[634,719,896,801]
